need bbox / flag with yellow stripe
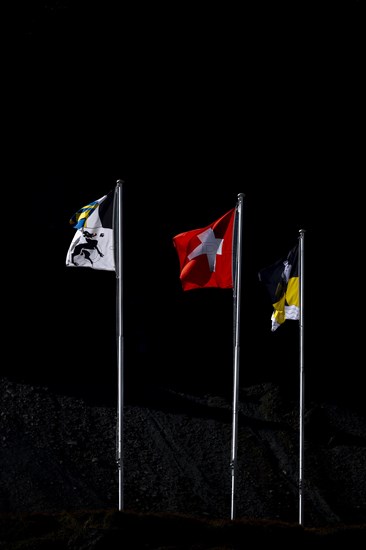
[258,243,299,331]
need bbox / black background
[6,3,363,410]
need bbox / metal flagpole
[230,193,245,520]
[115,180,124,511]
[298,229,305,525]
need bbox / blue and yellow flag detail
[258,243,299,331]
[69,199,101,229]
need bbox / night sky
[7,4,363,411]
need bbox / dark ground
[1,377,365,547]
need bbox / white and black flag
[66,190,115,271]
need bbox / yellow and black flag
[258,243,299,331]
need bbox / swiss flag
[173,208,236,291]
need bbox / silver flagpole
[298,229,305,525]
[115,180,124,511]
[230,193,245,520]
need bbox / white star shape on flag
[187,228,223,272]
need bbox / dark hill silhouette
[0,376,365,547]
